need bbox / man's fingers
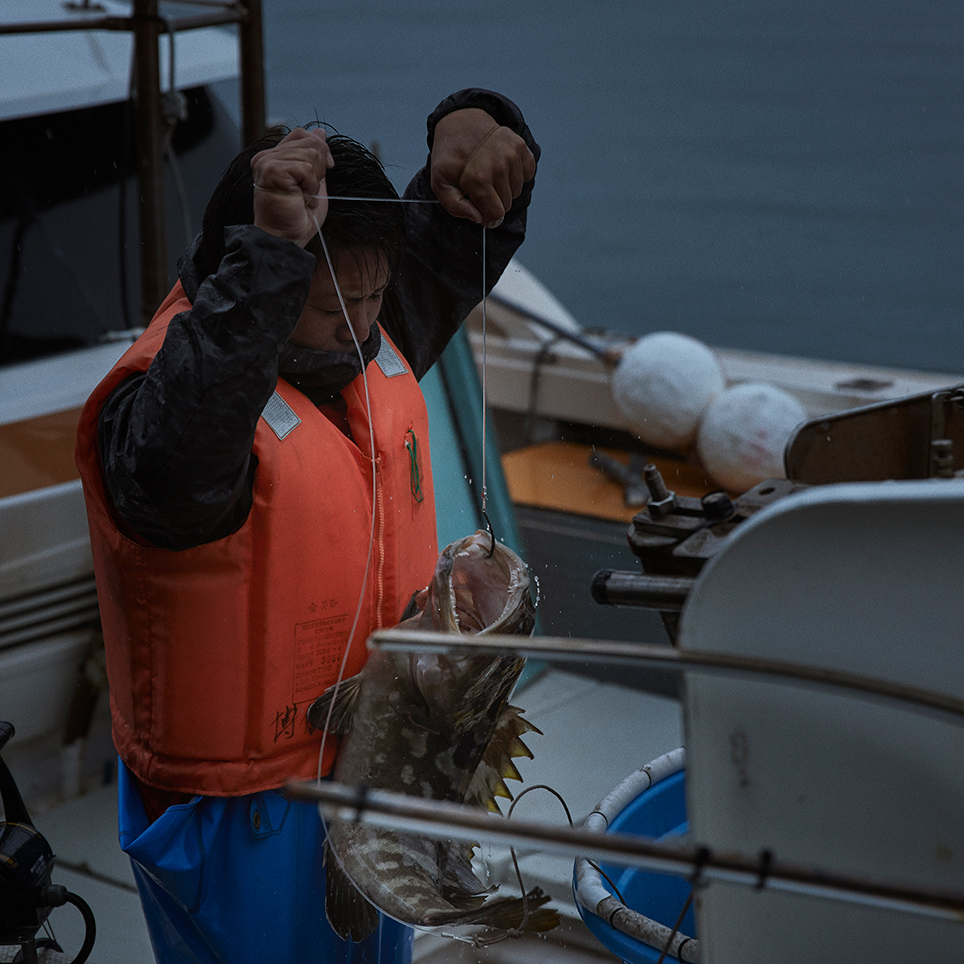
[455,129,535,223]
[253,128,333,197]
[435,183,485,223]
[251,128,333,245]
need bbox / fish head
[398,532,535,727]
[410,531,535,637]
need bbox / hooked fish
[306,531,558,943]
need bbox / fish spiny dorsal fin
[464,704,540,813]
[464,756,515,813]
[464,767,505,813]
[502,757,523,784]
[501,705,541,754]
[306,675,363,734]
[503,705,542,759]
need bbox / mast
[132,0,167,324]
[131,0,267,324]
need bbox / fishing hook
[481,507,496,558]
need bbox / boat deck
[14,669,683,964]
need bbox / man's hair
[194,125,405,280]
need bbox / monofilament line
[480,223,488,519]
[312,195,441,203]
[311,212,378,789]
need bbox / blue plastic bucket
[574,763,695,964]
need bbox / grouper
[306,531,558,943]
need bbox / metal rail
[369,628,964,726]
[285,780,964,925]
[0,10,245,35]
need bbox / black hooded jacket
[97,89,539,551]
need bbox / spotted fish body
[307,532,557,942]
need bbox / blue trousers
[118,763,412,964]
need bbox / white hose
[574,748,700,963]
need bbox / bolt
[644,464,678,517]
[702,490,735,521]
[644,464,669,500]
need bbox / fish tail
[422,886,559,934]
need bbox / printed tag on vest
[261,391,301,440]
[375,339,408,378]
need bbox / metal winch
[592,383,964,639]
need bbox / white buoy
[696,382,806,492]
[611,332,726,449]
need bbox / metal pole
[132,0,168,324]
[239,0,266,145]
[368,628,964,726]
[285,780,964,924]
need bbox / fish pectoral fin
[323,840,380,942]
[307,675,363,734]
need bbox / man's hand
[251,127,334,247]
[430,109,536,227]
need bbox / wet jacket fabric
[95,87,538,552]
[77,285,440,796]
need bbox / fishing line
[480,224,496,558]
[312,212,378,788]
[306,190,508,947]
[655,889,695,964]
[311,192,498,555]
[308,206,469,953]
[464,783,576,948]
[312,195,441,204]
[307,192,445,782]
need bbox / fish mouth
[441,532,531,636]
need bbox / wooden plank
[502,442,713,523]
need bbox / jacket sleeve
[380,88,540,379]
[97,226,315,550]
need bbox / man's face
[289,249,389,352]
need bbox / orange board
[0,407,83,499]
[501,441,714,523]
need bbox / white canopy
[0,0,239,122]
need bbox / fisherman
[75,88,538,964]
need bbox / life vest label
[375,339,408,378]
[262,391,301,439]
[293,612,349,703]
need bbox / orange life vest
[76,283,439,796]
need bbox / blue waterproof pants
[118,763,412,964]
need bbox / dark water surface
[261,0,964,373]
